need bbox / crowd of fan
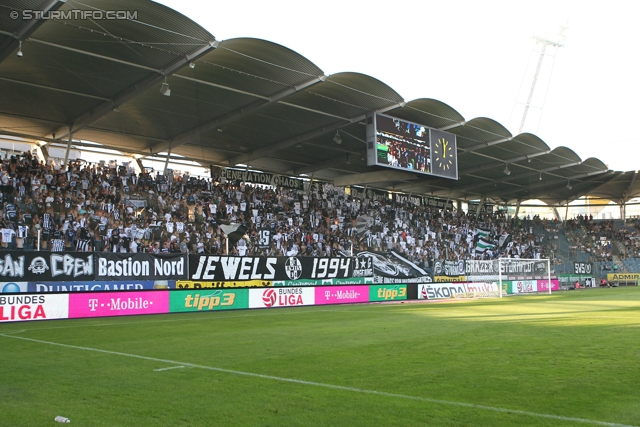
[0,151,636,267]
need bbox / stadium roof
[1,0,639,207]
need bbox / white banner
[0,294,68,322]
[418,282,500,300]
[511,280,538,294]
[249,287,315,308]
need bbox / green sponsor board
[369,284,407,301]
[273,277,373,286]
[502,281,512,295]
[169,289,248,313]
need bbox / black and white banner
[464,260,500,276]
[221,169,304,190]
[573,262,592,275]
[189,255,355,281]
[433,260,465,277]
[353,251,431,284]
[0,252,94,282]
[96,253,187,281]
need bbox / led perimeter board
[366,113,458,179]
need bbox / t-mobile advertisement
[314,286,369,305]
[69,291,169,318]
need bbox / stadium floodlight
[17,41,23,58]
[189,62,196,69]
[566,180,572,190]
[345,153,350,164]
[333,130,342,144]
[539,172,542,180]
[160,82,171,97]
[503,164,510,175]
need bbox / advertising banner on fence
[607,273,640,283]
[353,251,431,284]
[369,284,407,301]
[189,255,355,281]
[0,294,68,322]
[434,276,467,283]
[68,291,169,318]
[558,274,594,288]
[0,252,94,281]
[28,280,175,293]
[249,287,314,308]
[272,277,373,287]
[511,280,538,294]
[169,289,249,313]
[537,279,560,292]
[465,282,501,298]
[176,280,272,289]
[314,286,369,305]
[96,253,186,281]
[0,282,28,293]
[418,283,468,300]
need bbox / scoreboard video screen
[366,113,458,180]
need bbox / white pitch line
[0,333,635,427]
[154,365,184,372]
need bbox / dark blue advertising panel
[95,253,187,281]
[27,280,176,293]
[189,255,356,281]
[0,252,94,282]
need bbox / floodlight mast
[517,25,567,134]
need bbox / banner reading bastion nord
[95,253,187,281]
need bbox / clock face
[430,130,457,179]
[433,137,454,170]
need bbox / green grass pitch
[1,288,640,426]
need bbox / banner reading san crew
[96,253,187,281]
[0,252,94,282]
[189,255,355,281]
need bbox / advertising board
[511,280,538,294]
[537,279,560,292]
[248,287,315,308]
[417,283,467,300]
[314,286,369,305]
[169,289,249,313]
[28,281,175,293]
[0,294,68,322]
[68,291,168,318]
[176,280,271,289]
[272,277,373,287]
[369,285,407,301]
[607,273,640,283]
[0,282,29,293]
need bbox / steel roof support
[0,0,64,64]
[227,102,404,167]
[149,74,326,155]
[49,41,219,141]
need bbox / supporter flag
[220,223,247,245]
[355,215,374,237]
[498,233,512,249]
[475,227,490,239]
[475,238,495,254]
